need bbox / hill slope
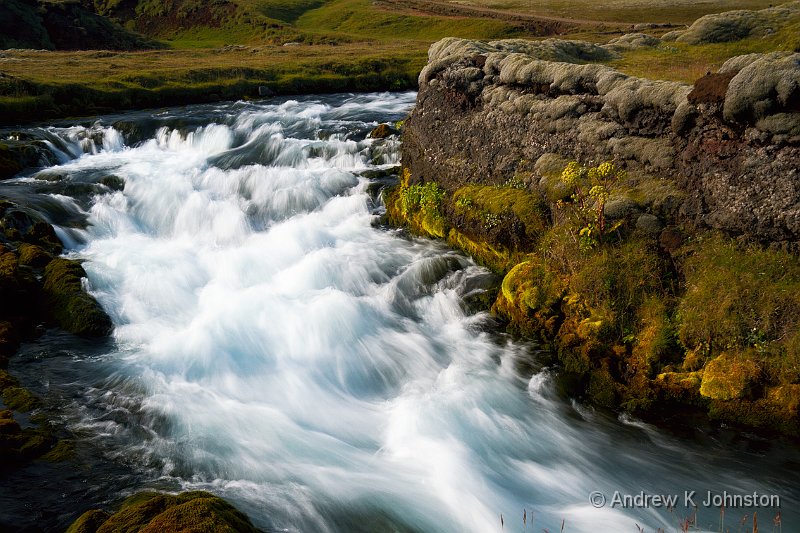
[0,0,157,50]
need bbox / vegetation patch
[67,491,260,533]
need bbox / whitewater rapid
[4,93,796,533]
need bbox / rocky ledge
[387,23,800,435]
[0,198,113,468]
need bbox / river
[0,92,798,532]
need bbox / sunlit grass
[611,18,800,82]
[445,0,777,24]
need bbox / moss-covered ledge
[67,491,262,533]
[384,162,800,436]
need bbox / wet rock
[41,258,112,337]
[17,243,52,268]
[368,123,398,139]
[99,175,125,191]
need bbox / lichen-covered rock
[41,258,112,337]
[723,53,800,124]
[685,2,800,44]
[604,33,661,52]
[67,491,261,533]
[406,36,800,249]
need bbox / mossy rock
[447,228,515,273]
[699,352,761,401]
[17,243,53,269]
[452,184,547,248]
[0,409,55,466]
[67,510,111,533]
[1,385,40,412]
[0,146,23,180]
[99,175,126,191]
[654,371,704,404]
[41,258,112,337]
[368,123,398,139]
[40,438,75,462]
[68,491,261,533]
[588,367,618,408]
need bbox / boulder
[41,258,112,337]
[368,123,398,139]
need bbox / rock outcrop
[405,37,800,248]
[390,34,800,434]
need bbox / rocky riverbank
[0,199,112,466]
[1,198,260,531]
[386,28,800,435]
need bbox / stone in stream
[67,491,261,533]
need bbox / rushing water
[1,93,799,533]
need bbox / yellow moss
[656,371,703,390]
[447,228,515,272]
[452,184,547,241]
[681,347,707,371]
[766,384,800,413]
[699,351,761,400]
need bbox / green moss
[40,439,75,462]
[68,491,260,533]
[384,169,448,239]
[447,228,516,273]
[453,184,548,244]
[570,238,669,341]
[66,509,111,533]
[677,234,800,359]
[588,368,618,407]
[17,243,53,269]
[1,386,40,412]
[41,258,112,337]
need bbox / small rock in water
[368,123,398,139]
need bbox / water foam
[20,93,793,533]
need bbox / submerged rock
[67,491,261,533]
